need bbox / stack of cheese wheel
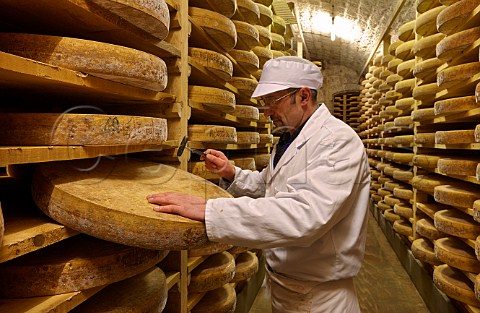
[332,93,363,132]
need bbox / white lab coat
[205,104,371,283]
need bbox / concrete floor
[249,211,432,313]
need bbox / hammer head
[177,136,188,157]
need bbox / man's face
[261,89,303,132]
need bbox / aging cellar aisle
[249,210,437,313]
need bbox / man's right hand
[204,149,236,182]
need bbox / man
[147,56,370,312]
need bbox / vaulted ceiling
[275,0,416,77]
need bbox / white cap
[251,56,323,98]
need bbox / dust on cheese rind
[416,218,446,241]
[414,33,446,59]
[398,20,416,41]
[434,237,480,273]
[0,235,168,298]
[188,252,235,293]
[433,264,479,306]
[252,46,273,67]
[254,25,272,47]
[434,209,480,239]
[189,7,237,52]
[0,33,167,91]
[0,113,167,146]
[89,0,170,40]
[436,0,478,35]
[395,40,415,61]
[189,48,233,81]
[415,6,446,37]
[231,251,259,283]
[190,283,236,313]
[189,85,236,112]
[256,3,273,27]
[435,184,480,208]
[437,157,479,176]
[188,125,237,143]
[437,62,480,88]
[189,0,237,18]
[233,0,260,24]
[233,20,260,50]
[412,238,443,266]
[72,267,168,313]
[236,131,260,144]
[230,77,258,98]
[32,159,232,250]
[434,95,478,115]
[436,26,480,61]
[232,105,260,121]
[230,49,260,74]
[435,129,476,145]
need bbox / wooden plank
[187,255,209,272]
[166,271,181,290]
[0,141,177,167]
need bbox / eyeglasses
[259,89,298,108]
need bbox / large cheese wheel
[0,33,167,91]
[236,131,260,144]
[233,20,260,51]
[412,82,443,101]
[394,135,414,146]
[435,209,480,239]
[417,0,442,13]
[415,133,436,146]
[436,26,480,61]
[256,3,273,27]
[230,50,260,76]
[189,252,235,292]
[189,85,236,113]
[434,95,478,115]
[231,105,260,121]
[231,157,256,171]
[394,203,414,219]
[395,78,416,95]
[191,283,236,313]
[270,32,285,51]
[435,184,480,209]
[392,152,414,164]
[438,157,479,176]
[393,219,413,237]
[252,46,273,67]
[395,97,415,110]
[388,57,404,73]
[188,125,237,143]
[436,0,480,35]
[437,62,480,89]
[412,174,452,194]
[414,154,441,169]
[386,73,403,87]
[254,25,272,47]
[189,242,234,257]
[416,5,447,36]
[189,0,237,18]
[230,77,258,98]
[228,246,250,256]
[413,58,446,83]
[259,134,274,144]
[414,33,446,59]
[398,20,416,41]
[89,0,169,40]
[384,208,402,222]
[435,129,476,145]
[189,47,233,82]
[435,237,480,272]
[394,115,413,127]
[32,158,233,250]
[232,0,260,24]
[272,15,286,36]
[434,264,479,306]
[397,59,416,78]
[0,235,168,298]
[412,108,436,121]
[412,238,443,265]
[189,7,237,52]
[0,113,167,146]
[395,40,415,61]
[71,267,167,313]
[417,218,447,241]
[231,251,259,283]
[476,124,480,142]
[393,187,414,201]
[254,154,271,169]
[384,195,405,207]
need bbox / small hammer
[177,136,206,157]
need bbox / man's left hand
[147,192,206,221]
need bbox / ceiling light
[331,2,335,41]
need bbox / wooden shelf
[0,141,178,167]
[189,142,271,151]
[413,107,480,125]
[166,271,181,290]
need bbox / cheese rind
[189,0,237,18]
[436,26,480,61]
[436,0,479,35]
[188,125,237,143]
[416,218,447,241]
[434,264,479,306]
[412,238,443,265]
[435,237,480,272]
[437,157,479,176]
[189,47,233,81]
[189,252,235,293]
[435,209,480,239]
[190,283,236,313]
[231,251,259,283]
[189,85,236,113]
[0,33,167,91]
[233,21,260,51]
[434,95,478,115]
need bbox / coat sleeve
[220,166,268,199]
[205,135,370,249]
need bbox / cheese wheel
[189,85,236,113]
[0,33,167,91]
[189,48,233,82]
[435,184,480,209]
[252,46,273,67]
[417,218,447,241]
[230,77,258,98]
[384,195,405,206]
[417,0,442,13]
[388,57,404,73]
[399,20,416,41]
[236,131,260,144]
[476,124,480,142]
[386,90,403,101]
[393,187,414,200]
[233,21,260,51]
[435,209,480,239]
[384,208,402,222]
[434,95,478,115]
[436,27,480,61]
[394,203,414,219]
[272,15,286,36]
[189,125,237,143]
[89,0,169,40]
[395,78,416,95]
[189,252,235,292]
[437,62,480,89]
[413,58,446,83]
[382,54,395,66]
[231,251,259,283]
[254,153,271,169]
[71,267,167,313]
[392,153,414,164]
[0,113,167,146]
[393,219,413,237]
[435,129,476,145]
[231,105,260,121]
[378,188,393,198]
[412,108,436,121]
[386,73,403,87]
[254,25,272,47]
[438,157,479,176]
[412,174,451,194]
[395,40,415,61]
[433,264,479,306]
[412,82,443,101]
[435,237,480,272]
[228,246,250,256]
[32,158,232,250]
[270,33,285,51]
[395,97,415,110]
[231,157,256,170]
[412,238,443,265]
[389,40,404,56]
[189,7,237,52]
[437,0,480,35]
[189,242,234,257]
[415,133,436,146]
[393,135,414,146]
[259,133,274,144]
[0,235,168,298]
[191,283,236,313]
[414,33,447,59]
[397,59,416,78]
[256,3,273,27]
[189,0,237,18]
[230,49,259,76]
[415,5,447,36]
[232,0,260,24]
